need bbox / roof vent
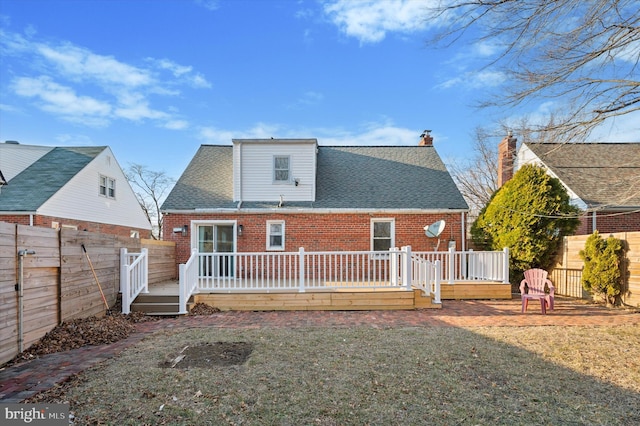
[4,140,20,144]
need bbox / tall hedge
[471,164,580,284]
[579,231,624,306]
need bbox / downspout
[29,214,34,226]
[592,211,597,233]
[17,249,36,353]
[461,212,466,252]
[237,141,243,209]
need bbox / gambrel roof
[162,143,469,212]
[0,146,106,211]
[523,143,640,209]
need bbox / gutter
[164,208,470,215]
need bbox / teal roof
[162,144,468,211]
[0,146,106,212]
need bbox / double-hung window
[99,175,116,199]
[371,218,395,252]
[274,155,290,183]
[267,220,285,251]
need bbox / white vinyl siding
[371,218,395,252]
[233,140,316,202]
[267,220,285,251]
[38,147,151,230]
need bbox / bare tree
[449,126,499,212]
[451,117,573,214]
[429,0,640,140]
[126,164,175,240]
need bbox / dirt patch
[161,342,253,369]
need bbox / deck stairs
[129,281,193,316]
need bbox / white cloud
[288,91,325,109]
[319,123,417,145]
[164,120,189,130]
[3,29,211,129]
[37,44,152,87]
[196,119,420,146]
[12,76,112,126]
[195,0,220,11]
[323,0,439,44]
[147,58,212,88]
[437,70,506,90]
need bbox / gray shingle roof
[525,142,640,208]
[0,146,105,211]
[162,144,468,211]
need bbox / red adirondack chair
[520,268,555,314]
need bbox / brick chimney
[497,131,517,187]
[419,130,433,146]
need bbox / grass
[34,324,639,425]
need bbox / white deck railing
[120,248,149,314]
[411,255,442,304]
[177,246,509,312]
[414,247,510,284]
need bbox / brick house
[498,137,640,234]
[161,136,469,266]
[0,142,152,238]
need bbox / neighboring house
[162,136,469,265]
[498,138,640,234]
[0,141,152,238]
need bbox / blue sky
[1,0,638,180]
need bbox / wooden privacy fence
[0,222,175,365]
[551,231,640,307]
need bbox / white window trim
[190,220,238,252]
[273,155,291,184]
[370,218,395,253]
[99,174,116,199]
[266,220,285,251]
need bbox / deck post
[141,248,149,294]
[448,246,456,284]
[433,260,442,304]
[390,247,399,286]
[120,248,129,314]
[299,247,305,292]
[401,245,412,291]
[502,247,510,284]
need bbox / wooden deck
[130,280,512,314]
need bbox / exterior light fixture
[238,224,244,236]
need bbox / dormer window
[274,155,290,183]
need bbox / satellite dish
[424,220,445,238]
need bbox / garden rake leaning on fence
[81,244,112,314]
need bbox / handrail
[120,248,148,314]
[178,248,199,314]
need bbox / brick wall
[575,211,640,235]
[0,215,31,225]
[0,214,151,239]
[164,212,464,266]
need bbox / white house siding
[38,147,151,230]
[0,143,52,181]
[233,140,316,202]
[515,144,587,210]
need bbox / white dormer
[232,139,317,203]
